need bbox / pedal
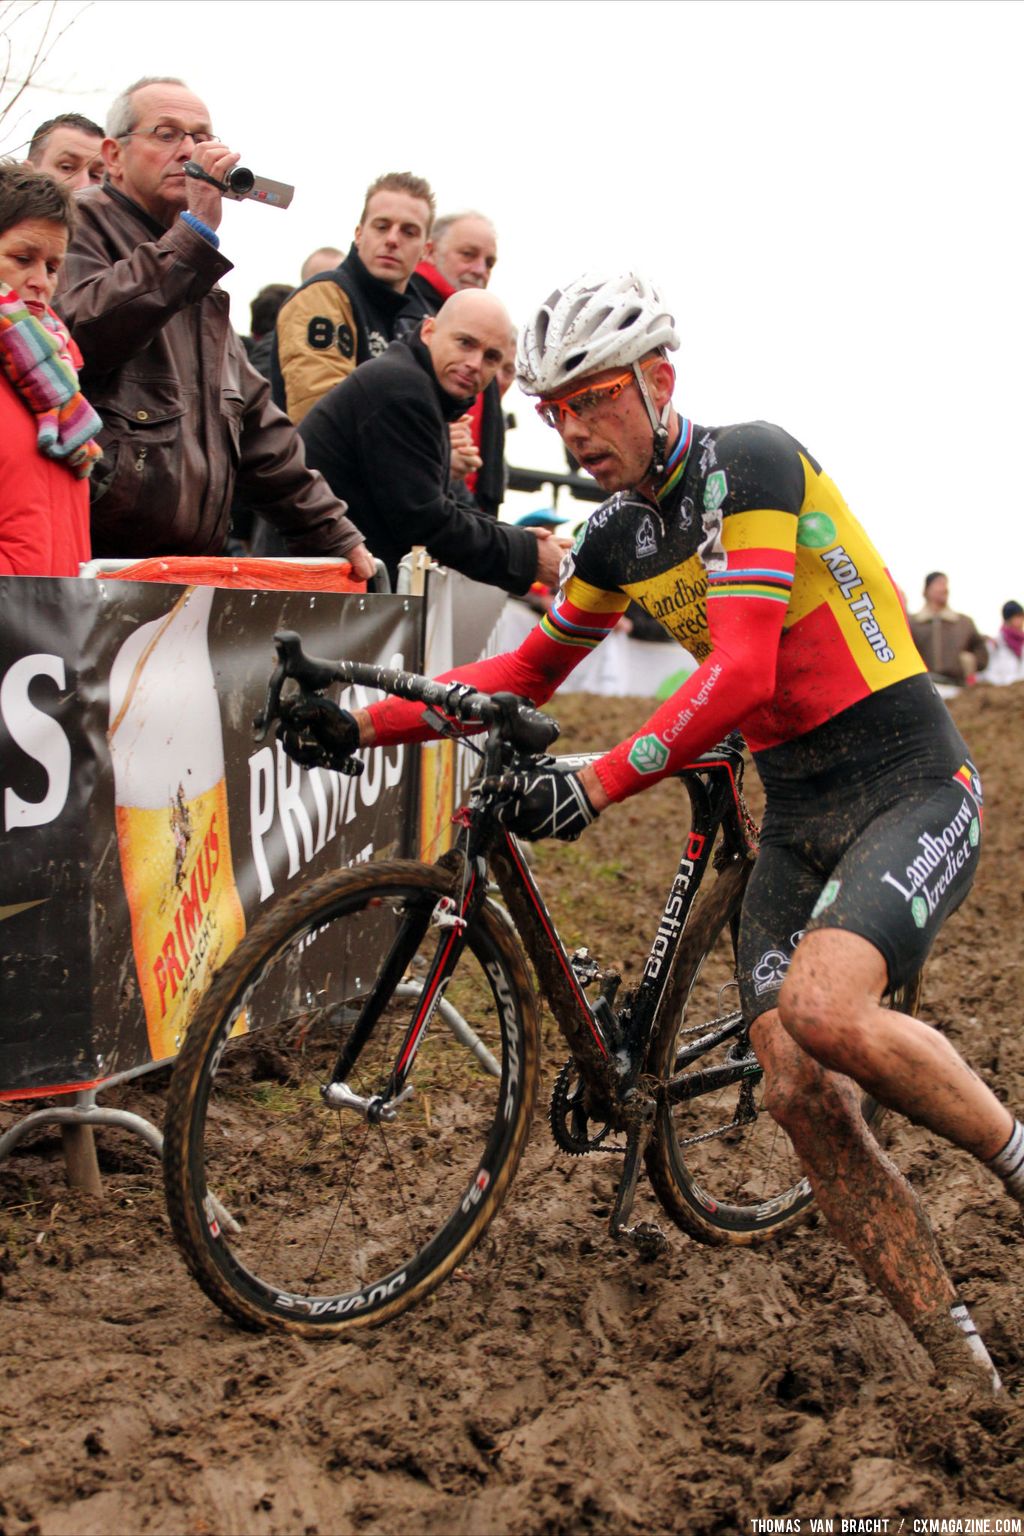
[616,1220,669,1261]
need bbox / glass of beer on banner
[108,586,246,1061]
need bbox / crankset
[549,1058,614,1155]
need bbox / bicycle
[163,632,919,1335]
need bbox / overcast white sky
[3,0,1021,630]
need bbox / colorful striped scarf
[0,283,102,479]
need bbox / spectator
[54,76,372,574]
[26,112,104,190]
[272,172,434,423]
[244,281,291,379]
[908,571,989,689]
[983,600,1024,686]
[293,290,565,594]
[300,245,343,283]
[410,210,505,517]
[0,164,100,575]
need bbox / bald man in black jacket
[292,291,563,592]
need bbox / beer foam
[109,587,226,809]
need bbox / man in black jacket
[297,291,565,593]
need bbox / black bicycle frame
[325,731,757,1131]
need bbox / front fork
[322,855,489,1119]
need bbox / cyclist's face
[543,360,674,493]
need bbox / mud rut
[2,685,1023,1536]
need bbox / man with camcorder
[55,76,373,572]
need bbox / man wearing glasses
[316,273,1022,1395]
[54,77,372,572]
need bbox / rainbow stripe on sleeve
[706,546,795,605]
[541,577,629,652]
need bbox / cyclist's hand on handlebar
[482,765,599,842]
[277,693,363,775]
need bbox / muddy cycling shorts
[737,762,984,1022]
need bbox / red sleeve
[592,527,797,802]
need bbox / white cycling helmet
[516,272,679,397]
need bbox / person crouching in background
[0,162,101,576]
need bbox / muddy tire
[163,860,540,1335]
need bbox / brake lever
[253,657,286,741]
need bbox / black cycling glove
[277,694,362,774]
[486,767,599,842]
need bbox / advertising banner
[0,579,421,1095]
[416,569,509,860]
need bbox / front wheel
[163,860,540,1335]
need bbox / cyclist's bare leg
[749,1009,956,1328]
[777,928,1013,1161]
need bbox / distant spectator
[292,291,565,594]
[410,211,505,517]
[0,164,100,575]
[300,245,343,283]
[26,112,104,190]
[982,600,1024,686]
[273,172,434,423]
[55,75,373,573]
[908,572,989,689]
[244,281,291,379]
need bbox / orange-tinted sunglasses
[535,359,656,430]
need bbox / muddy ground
[2,683,1023,1536]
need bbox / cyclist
[280,273,1023,1392]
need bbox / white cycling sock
[950,1300,1002,1392]
[987,1119,1024,1202]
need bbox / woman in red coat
[0,163,101,576]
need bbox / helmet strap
[632,357,671,478]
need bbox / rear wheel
[163,860,540,1334]
[645,860,921,1245]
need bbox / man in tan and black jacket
[55,75,373,572]
[270,171,434,424]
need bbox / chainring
[549,1057,612,1156]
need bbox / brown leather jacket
[55,185,364,560]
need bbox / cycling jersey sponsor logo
[662,663,723,742]
[698,506,726,573]
[796,511,837,548]
[819,545,895,663]
[703,470,729,512]
[650,569,708,622]
[811,878,841,918]
[678,496,695,531]
[698,432,718,474]
[636,513,657,558]
[628,734,669,775]
[752,931,806,995]
[880,796,977,920]
[752,949,789,995]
